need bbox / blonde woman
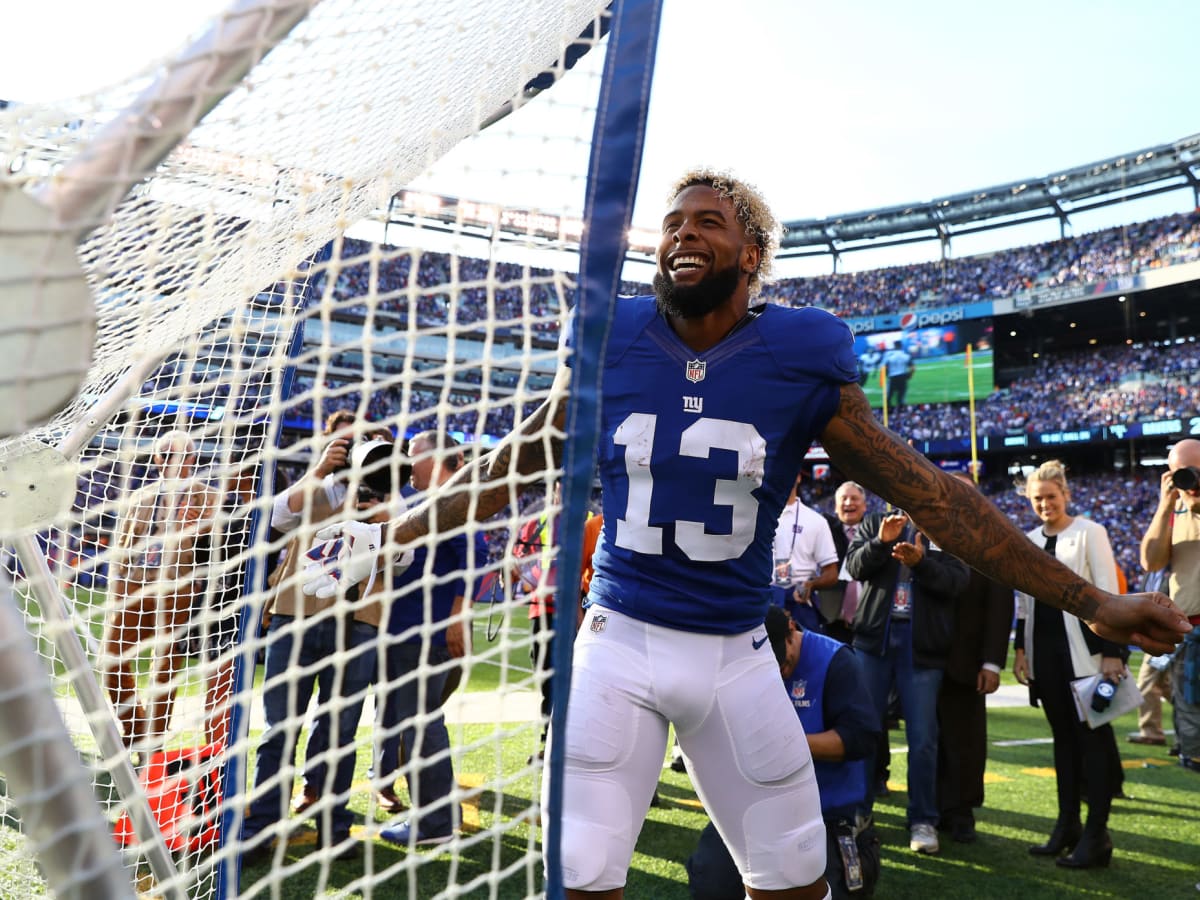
[103,431,217,750]
[1013,460,1127,869]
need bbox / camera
[344,439,406,503]
[1090,677,1118,713]
[1171,465,1200,492]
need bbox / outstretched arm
[819,383,1190,654]
[391,368,570,547]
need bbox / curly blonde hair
[668,168,780,297]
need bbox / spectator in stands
[846,508,970,855]
[771,472,839,633]
[378,430,486,847]
[1013,460,1127,869]
[686,605,880,900]
[821,481,870,645]
[103,430,218,752]
[242,433,407,865]
[936,473,1013,844]
[1139,438,1200,773]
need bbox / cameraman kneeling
[686,605,882,899]
[242,434,407,865]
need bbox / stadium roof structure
[778,132,1200,259]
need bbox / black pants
[1033,646,1118,831]
[530,613,554,740]
[937,677,987,826]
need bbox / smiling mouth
[669,254,707,273]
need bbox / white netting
[0,0,611,896]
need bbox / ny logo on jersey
[682,396,703,414]
[685,358,706,383]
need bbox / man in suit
[821,481,869,644]
[936,474,1013,843]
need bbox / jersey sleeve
[791,307,859,385]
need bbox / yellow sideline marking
[1130,757,1173,768]
[1020,767,1057,777]
[982,772,1012,784]
[457,774,485,833]
[670,797,705,811]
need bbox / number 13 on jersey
[612,412,766,563]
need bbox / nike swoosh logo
[752,635,768,650]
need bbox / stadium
[0,1,1198,898]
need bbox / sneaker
[380,820,454,848]
[1181,756,1200,774]
[910,823,940,854]
[669,755,687,773]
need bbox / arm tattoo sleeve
[820,385,1101,621]
[390,391,567,547]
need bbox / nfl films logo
[590,613,608,634]
[685,359,706,383]
[791,679,807,700]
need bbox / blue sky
[5,0,1197,275]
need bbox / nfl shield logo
[685,359,706,383]
[590,613,608,634]
[790,679,807,701]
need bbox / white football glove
[301,521,383,600]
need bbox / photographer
[686,605,881,899]
[1140,439,1200,774]
[242,432,408,866]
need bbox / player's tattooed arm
[390,368,568,546]
[820,384,1189,654]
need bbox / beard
[653,264,741,320]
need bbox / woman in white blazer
[1012,460,1128,869]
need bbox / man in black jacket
[846,509,969,856]
[935,476,1013,843]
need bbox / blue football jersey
[573,296,857,634]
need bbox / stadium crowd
[291,210,1200,335]
[890,340,1200,441]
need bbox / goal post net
[0,0,659,897]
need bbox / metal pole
[11,535,186,900]
[0,557,135,900]
[35,0,319,239]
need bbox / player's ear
[740,242,760,275]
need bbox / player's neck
[667,294,752,353]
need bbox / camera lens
[1171,466,1200,492]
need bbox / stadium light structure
[778,132,1200,258]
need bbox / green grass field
[861,348,994,409]
[14,590,1197,897]
[233,635,1200,900]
